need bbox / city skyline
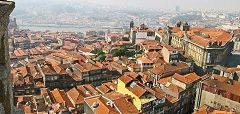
[1,0,240,114]
[12,0,240,11]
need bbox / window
[147,32,154,36]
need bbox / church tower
[130,20,134,29]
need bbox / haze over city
[13,0,240,11]
[1,0,240,114]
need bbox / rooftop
[174,27,233,48]
[84,92,139,114]
[203,76,240,96]
[172,73,200,84]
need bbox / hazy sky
[13,0,240,11]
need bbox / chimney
[106,101,114,108]
[91,102,100,109]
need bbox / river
[19,24,127,32]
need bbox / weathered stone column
[0,1,15,114]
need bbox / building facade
[130,24,155,44]
[194,75,240,113]
[165,22,233,74]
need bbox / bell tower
[130,20,134,29]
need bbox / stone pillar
[0,1,15,114]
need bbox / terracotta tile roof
[175,31,185,36]
[42,63,67,75]
[224,67,240,73]
[42,65,57,75]
[138,72,154,83]
[12,66,38,86]
[188,28,232,47]
[67,87,85,105]
[140,39,159,46]
[119,75,133,84]
[153,59,166,66]
[112,41,131,46]
[111,97,139,114]
[162,44,177,51]
[193,105,211,114]
[35,45,50,53]
[150,87,166,99]
[111,62,127,70]
[16,95,36,114]
[74,62,102,73]
[212,75,229,83]
[203,76,240,96]
[124,72,139,79]
[167,84,184,93]
[172,73,200,84]
[103,81,117,91]
[126,83,147,97]
[62,45,75,51]
[14,49,27,57]
[102,92,129,101]
[165,94,178,103]
[96,85,112,94]
[149,62,189,76]
[137,57,153,64]
[78,84,100,96]
[143,45,162,51]
[170,27,181,33]
[128,63,142,69]
[85,96,119,114]
[145,52,163,60]
[79,47,92,53]
[51,88,74,108]
[172,27,233,47]
[31,55,45,61]
[85,92,139,114]
[28,48,41,55]
[193,105,236,114]
[158,76,172,84]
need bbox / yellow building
[116,74,157,113]
[171,33,185,48]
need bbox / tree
[122,37,129,41]
[92,48,106,62]
[136,50,144,54]
[111,47,135,57]
[125,50,135,57]
[96,55,106,62]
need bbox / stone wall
[0,1,15,114]
[200,90,240,113]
